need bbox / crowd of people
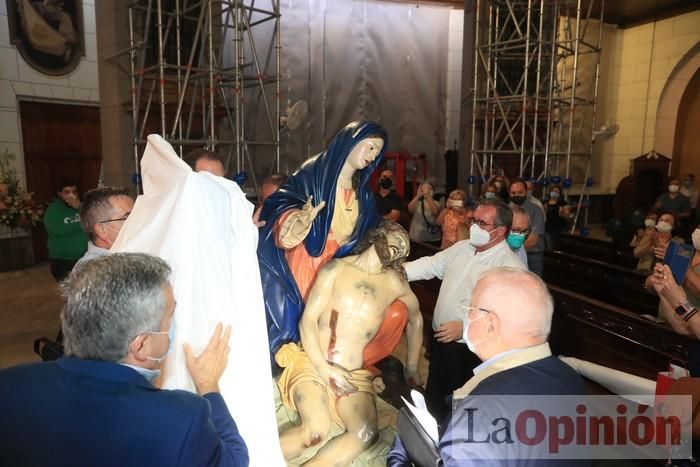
[6,135,659,466]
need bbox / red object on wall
[372,151,428,199]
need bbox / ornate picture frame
[6,0,85,76]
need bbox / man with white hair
[76,186,134,267]
[389,267,585,466]
[0,253,249,466]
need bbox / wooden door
[19,101,102,262]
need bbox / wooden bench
[548,285,695,380]
[555,234,638,269]
[543,249,658,317]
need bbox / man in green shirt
[43,182,88,281]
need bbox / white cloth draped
[112,134,284,466]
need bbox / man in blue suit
[0,253,249,467]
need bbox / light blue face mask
[507,231,527,250]
[145,328,172,364]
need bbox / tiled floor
[0,263,62,369]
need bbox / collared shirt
[472,348,525,375]
[517,199,545,253]
[404,240,525,332]
[527,193,545,215]
[74,241,109,268]
[454,342,552,399]
[119,362,160,383]
[515,246,528,268]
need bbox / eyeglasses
[473,218,494,229]
[511,227,531,235]
[99,213,130,224]
[459,302,493,318]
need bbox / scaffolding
[469,0,604,230]
[112,0,281,195]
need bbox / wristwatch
[675,301,698,322]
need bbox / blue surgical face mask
[549,191,560,199]
[507,231,527,250]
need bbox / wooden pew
[555,233,638,269]
[543,249,658,317]
[548,285,696,380]
[408,240,694,381]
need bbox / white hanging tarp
[112,134,284,466]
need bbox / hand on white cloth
[184,323,231,395]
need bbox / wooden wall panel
[19,101,102,262]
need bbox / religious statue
[258,121,408,367]
[276,222,423,465]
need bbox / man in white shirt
[403,199,526,421]
[76,187,134,268]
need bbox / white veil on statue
[112,135,284,466]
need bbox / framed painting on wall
[6,0,84,76]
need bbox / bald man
[389,267,586,466]
[184,149,226,177]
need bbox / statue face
[345,137,384,171]
[385,230,410,262]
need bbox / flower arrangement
[0,149,44,230]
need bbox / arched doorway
[673,67,700,178]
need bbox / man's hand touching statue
[279,195,327,249]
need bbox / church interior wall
[0,0,99,238]
[598,10,700,193]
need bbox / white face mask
[669,185,680,193]
[656,221,673,233]
[145,331,171,363]
[692,229,700,251]
[463,313,490,353]
[447,199,463,208]
[644,218,656,228]
[469,223,492,247]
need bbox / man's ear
[93,224,109,243]
[128,334,149,363]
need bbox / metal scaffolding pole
[469,0,604,232]
[112,0,281,197]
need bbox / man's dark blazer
[388,355,589,467]
[0,357,249,467]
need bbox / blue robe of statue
[257,121,388,355]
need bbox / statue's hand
[372,376,386,394]
[319,363,357,397]
[278,195,326,249]
[298,195,326,229]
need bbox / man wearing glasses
[507,205,531,268]
[75,186,134,268]
[403,199,526,422]
[389,268,585,466]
